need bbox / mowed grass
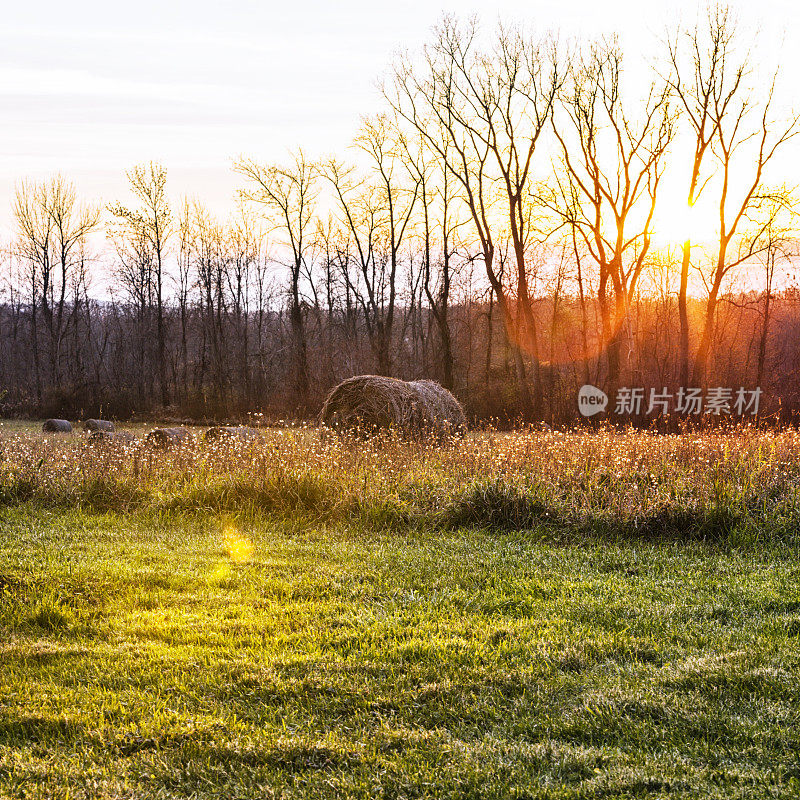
[1,427,800,798]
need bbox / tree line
[2,7,799,424]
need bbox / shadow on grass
[442,480,560,532]
[112,725,224,756]
[0,477,148,514]
[627,506,740,540]
[0,572,122,633]
[0,713,83,745]
[167,472,336,518]
[0,472,793,546]
[438,480,770,545]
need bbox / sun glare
[223,525,253,563]
[653,199,719,247]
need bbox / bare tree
[227,207,261,407]
[665,9,728,388]
[398,127,471,390]
[668,10,799,387]
[236,151,319,409]
[549,40,675,396]
[323,117,420,376]
[749,189,798,395]
[14,176,99,401]
[390,16,559,417]
[13,181,52,404]
[188,204,230,410]
[176,199,194,403]
[109,162,172,407]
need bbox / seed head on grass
[0,423,797,541]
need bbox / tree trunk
[290,269,309,409]
[691,285,720,388]
[678,240,691,388]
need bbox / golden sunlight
[223,525,254,563]
[210,562,231,583]
[652,197,719,247]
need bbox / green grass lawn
[1,427,800,797]
[2,501,800,799]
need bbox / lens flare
[210,562,231,583]
[223,525,253,563]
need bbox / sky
[1,0,799,235]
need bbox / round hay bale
[409,379,467,436]
[144,427,191,450]
[203,426,263,444]
[84,419,115,433]
[87,430,136,446]
[42,419,72,433]
[320,375,466,440]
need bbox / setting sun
[652,195,720,247]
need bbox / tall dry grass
[0,425,797,540]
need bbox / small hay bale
[84,419,115,433]
[203,426,263,444]
[42,419,72,433]
[88,430,136,446]
[144,427,191,450]
[320,375,466,440]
